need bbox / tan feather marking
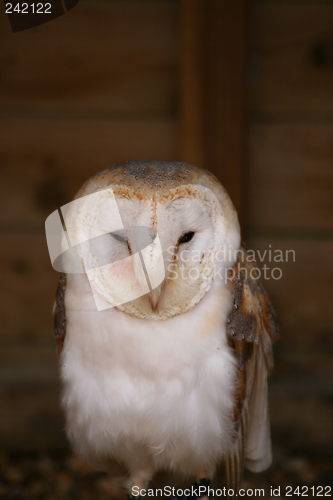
[151,190,157,230]
[225,243,279,491]
[55,337,63,357]
[111,186,148,201]
[232,364,245,422]
[158,185,203,201]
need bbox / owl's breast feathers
[53,244,279,489]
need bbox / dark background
[0,0,332,498]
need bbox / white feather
[61,273,237,477]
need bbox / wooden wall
[248,1,333,354]
[0,0,332,457]
[0,0,180,452]
[248,1,333,456]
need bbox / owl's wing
[53,273,67,356]
[225,244,279,490]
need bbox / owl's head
[66,161,240,320]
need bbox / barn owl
[53,160,279,496]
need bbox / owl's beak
[149,284,163,312]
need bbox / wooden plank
[0,0,180,116]
[247,238,333,353]
[0,117,178,227]
[0,385,67,452]
[250,3,333,116]
[180,0,206,168]
[0,235,59,343]
[248,123,333,231]
[269,380,333,456]
[205,0,247,223]
[268,352,333,456]
[180,0,247,224]
[0,346,67,452]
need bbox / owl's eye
[110,232,127,244]
[178,231,195,245]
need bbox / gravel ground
[0,452,332,499]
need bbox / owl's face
[67,162,241,320]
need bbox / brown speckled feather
[225,244,279,490]
[53,273,67,356]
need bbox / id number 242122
[5,3,51,14]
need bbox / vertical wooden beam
[207,0,247,225]
[181,0,247,227]
[180,0,207,169]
